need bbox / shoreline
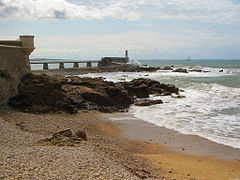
[106,112,240,161]
[2,69,240,179]
[105,112,240,179]
[1,108,240,179]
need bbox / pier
[30,58,100,70]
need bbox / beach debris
[37,129,87,146]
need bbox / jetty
[30,50,130,70]
[30,58,100,69]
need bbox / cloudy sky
[0,0,240,60]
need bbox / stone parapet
[0,41,22,47]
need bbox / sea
[73,59,240,149]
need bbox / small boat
[187,56,191,61]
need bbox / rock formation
[37,129,87,146]
[172,68,188,73]
[9,73,179,113]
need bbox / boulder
[121,78,179,96]
[37,129,87,146]
[8,73,71,113]
[106,86,134,108]
[172,68,188,73]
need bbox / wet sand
[106,112,240,179]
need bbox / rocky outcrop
[172,68,188,73]
[8,73,73,113]
[9,73,134,113]
[134,99,163,106]
[119,78,179,98]
[9,74,179,113]
[189,69,202,72]
[37,129,87,146]
[163,66,173,70]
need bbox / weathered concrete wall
[98,57,129,67]
[0,45,30,106]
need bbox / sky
[0,0,240,60]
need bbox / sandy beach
[0,108,162,179]
[1,107,240,179]
[108,113,240,179]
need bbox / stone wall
[0,45,30,106]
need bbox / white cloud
[0,0,143,21]
[28,30,240,59]
[0,0,240,23]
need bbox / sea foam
[78,68,240,148]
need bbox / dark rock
[188,69,202,72]
[53,129,73,137]
[172,68,188,73]
[164,84,179,94]
[134,84,149,98]
[118,78,179,97]
[106,86,134,108]
[9,73,134,113]
[135,99,163,106]
[81,91,113,107]
[9,73,69,113]
[75,130,87,141]
[219,69,223,72]
[8,73,179,114]
[63,104,78,114]
[161,91,172,96]
[37,129,87,146]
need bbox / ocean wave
[130,82,240,148]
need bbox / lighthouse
[125,50,129,62]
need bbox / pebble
[0,111,162,179]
